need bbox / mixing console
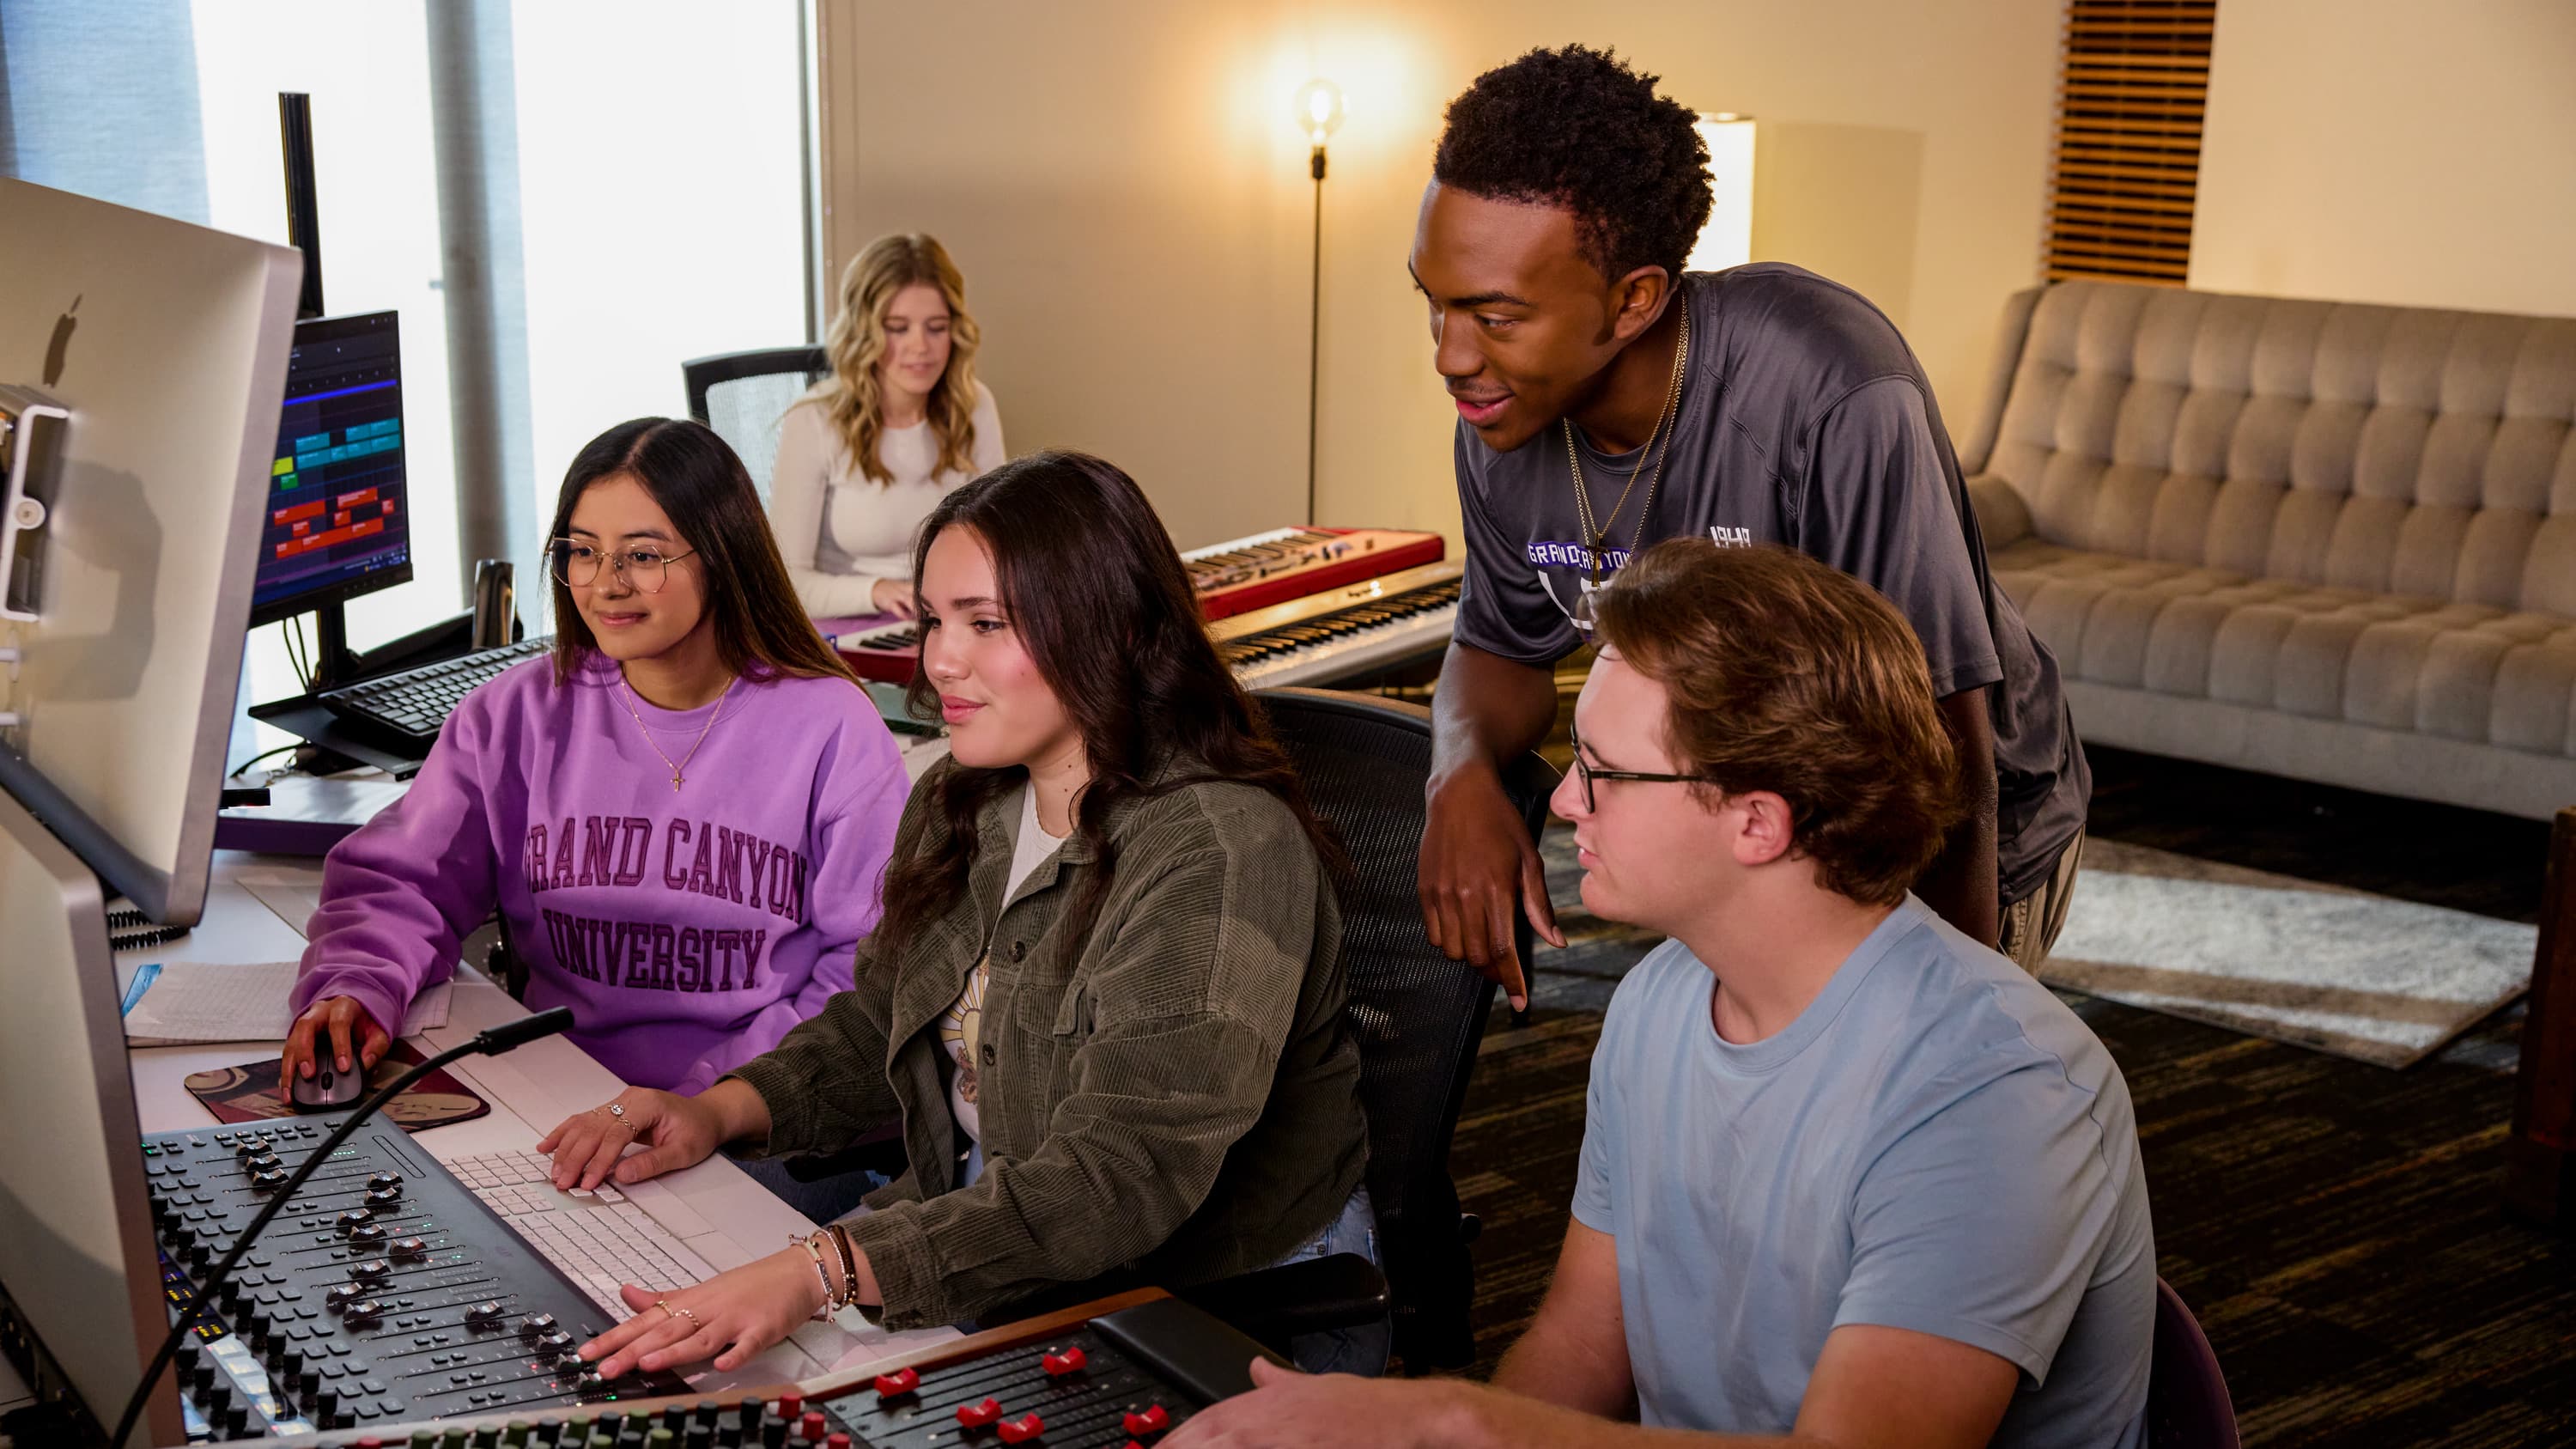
[299,1291,1269,1448]
[142,1109,683,1439]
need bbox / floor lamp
[1295,78,1344,525]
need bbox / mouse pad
[184,1042,490,1132]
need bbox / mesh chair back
[2148,1277,2240,1449]
[1256,687,1558,1370]
[680,346,829,502]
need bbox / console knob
[202,1382,232,1413]
[221,1404,250,1437]
[348,1223,388,1245]
[295,1367,321,1397]
[351,1257,391,1282]
[337,1209,375,1235]
[313,1387,339,1420]
[390,1235,429,1260]
[465,1300,504,1325]
[246,1152,283,1172]
[518,1312,559,1338]
[275,1348,303,1376]
[344,1298,384,1323]
[326,1282,363,1309]
[367,1184,404,1209]
[249,1166,289,1190]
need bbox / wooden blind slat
[2040,0,2216,289]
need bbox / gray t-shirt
[1453,263,2087,901]
[1574,898,2154,1446]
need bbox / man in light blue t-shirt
[1176,539,2154,1449]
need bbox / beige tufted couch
[1957,280,2576,820]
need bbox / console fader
[142,1109,683,1439]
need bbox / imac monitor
[0,178,302,925]
[0,789,181,1446]
[247,310,414,627]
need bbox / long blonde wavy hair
[817,234,984,484]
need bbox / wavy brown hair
[1594,539,1965,905]
[873,451,1343,950]
[545,417,858,688]
[814,233,984,484]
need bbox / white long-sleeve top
[769,380,1005,616]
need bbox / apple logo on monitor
[43,295,79,388]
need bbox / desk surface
[116,851,958,1405]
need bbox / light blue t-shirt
[1574,897,2154,1446]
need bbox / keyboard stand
[243,693,428,779]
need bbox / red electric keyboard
[823,525,1443,685]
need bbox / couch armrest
[1956,284,2046,476]
[1966,475,2034,550]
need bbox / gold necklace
[1566,288,1691,630]
[616,673,737,791]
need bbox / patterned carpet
[1446,746,2576,1447]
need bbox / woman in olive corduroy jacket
[541,451,1374,1379]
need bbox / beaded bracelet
[791,1233,836,1320]
[827,1223,862,1308]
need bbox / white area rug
[2041,837,2537,1068]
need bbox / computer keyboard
[447,1148,717,1321]
[319,636,553,747]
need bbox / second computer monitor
[248,310,414,629]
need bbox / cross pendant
[669,774,683,792]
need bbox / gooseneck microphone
[110,1008,576,1446]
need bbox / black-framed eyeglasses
[550,539,697,594]
[1569,725,1711,813]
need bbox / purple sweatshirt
[290,654,905,1094]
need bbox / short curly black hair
[1433,45,1712,283]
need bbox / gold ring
[654,1298,678,1320]
[674,1306,700,1325]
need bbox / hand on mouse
[279,995,391,1105]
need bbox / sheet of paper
[122,959,452,1045]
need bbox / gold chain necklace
[616,673,736,792]
[1565,288,1691,630]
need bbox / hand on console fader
[577,1247,835,1378]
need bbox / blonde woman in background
[772,234,1005,619]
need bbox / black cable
[110,924,189,951]
[285,616,313,695]
[228,741,303,779]
[108,1007,576,1447]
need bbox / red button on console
[956,1397,1004,1428]
[874,1367,920,1396]
[1041,1345,1088,1377]
[997,1412,1047,1444]
[1123,1403,1171,1435]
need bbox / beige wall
[2190,0,2576,319]
[817,0,2063,551]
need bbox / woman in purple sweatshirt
[281,417,907,1099]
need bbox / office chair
[679,345,829,501]
[2148,1278,2240,1449]
[1218,686,1560,1370]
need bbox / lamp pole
[1293,78,1344,527]
[1307,142,1326,525]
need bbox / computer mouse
[290,1061,368,1111]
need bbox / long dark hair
[545,417,857,688]
[875,450,1343,949]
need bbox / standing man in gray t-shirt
[1409,46,2089,999]
[1170,539,2154,1449]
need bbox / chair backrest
[2148,1276,2240,1449]
[680,345,829,502]
[1255,686,1560,1371]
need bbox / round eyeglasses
[550,539,696,594]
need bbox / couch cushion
[1990,537,2576,760]
[1984,283,2576,617]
